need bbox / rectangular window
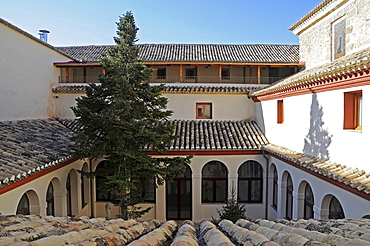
[186,68,196,79]
[277,100,284,124]
[333,18,346,60]
[344,90,362,130]
[157,68,166,79]
[196,103,212,119]
[222,67,230,80]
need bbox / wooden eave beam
[143,62,301,66]
[54,62,101,67]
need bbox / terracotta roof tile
[252,47,370,97]
[1,215,370,245]
[263,144,370,194]
[56,44,300,64]
[52,84,265,94]
[0,119,74,188]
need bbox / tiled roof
[59,119,268,151]
[1,215,370,245]
[263,144,370,195]
[0,119,75,188]
[251,47,370,97]
[56,44,300,64]
[52,84,265,94]
[0,18,75,61]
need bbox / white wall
[261,84,370,172]
[165,93,254,120]
[0,23,71,121]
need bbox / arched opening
[285,173,293,219]
[95,160,111,201]
[16,190,40,215]
[329,196,345,219]
[304,184,314,219]
[16,193,30,215]
[270,164,278,209]
[321,194,345,219]
[166,165,192,220]
[202,161,228,203]
[66,169,78,217]
[46,182,55,216]
[81,162,89,208]
[238,160,263,202]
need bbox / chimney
[38,29,50,43]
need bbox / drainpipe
[263,148,269,220]
[89,158,95,218]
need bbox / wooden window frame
[202,162,228,203]
[343,90,362,130]
[237,161,263,203]
[196,103,212,119]
[277,99,284,124]
[222,67,230,80]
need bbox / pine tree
[71,11,191,219]
[212,184,247,224]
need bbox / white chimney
[38,29,50,43]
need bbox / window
[333,18,346,60]
[186,68,196,79]
[304,184,314,219]
[272,168,278,208]
[81,163,89,208]
[344,90,362,130]
[157,68,166,79]
[222,67,230,80]
[286,174,293,219]
[66,173,72,216]
[329,196,345,219]
[16,194,30,215]
[46,182,55,216]
[96,160,112,201]
[131,177,156,203]
[238,161,263,202]
[277,100,284,124]
[202,161,228,203]
[196,103,212,119]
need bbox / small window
[131,177,156,203]
[286,174,293,220]
[277,100,284,124]
[304,184,314,219]
[344,90,362,130]
[186,68,196,79]
[329,196,345,219]
[222,67,230,80]
[196,103,212,119]
[46,182,55,216]
[16,194,30,215]
[157,68,166,79]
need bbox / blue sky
[1,0,323,46]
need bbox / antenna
[38,29,50,43]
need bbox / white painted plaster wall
[268,156,370,220]
[0,23,72,121]
[165,93,254,120]
[54,91,84,119]
[261,84,370,172]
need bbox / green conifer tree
[212,184,247,224]
[71,11,191,219]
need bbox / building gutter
[263,148,269,220]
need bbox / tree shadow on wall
[303,93,332,159]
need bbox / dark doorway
[166,165,192,220]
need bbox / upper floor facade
[55,44,301,86]
[290,0,370,69]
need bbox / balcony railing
[58,76,283,84]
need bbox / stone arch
[48,177,62,216]
[321,194,345,219]
[297,181,314,219]
[16,190,40,215]
[202,160,228,203]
